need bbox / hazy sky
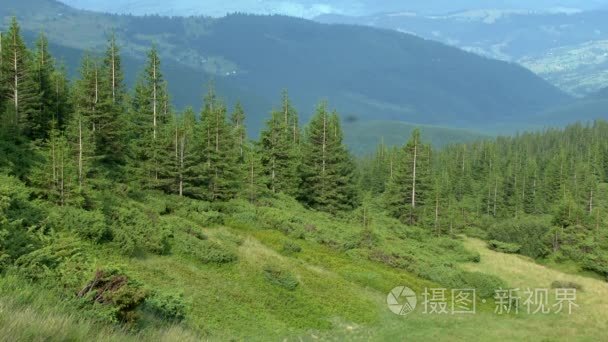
[60,0,608,18]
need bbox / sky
[60,0,608,18]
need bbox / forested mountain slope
[1,0,571,134]
[317,9,608,96]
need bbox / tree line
[0,18,359,214]
[2,16,607,232]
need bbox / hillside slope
[2,0,570,133]
[317,9,608,96]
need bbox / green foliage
[263,265,299,291]
[173,200,224,227]
[110,206,171,256]
[551,280,583,290]
[487,218,552,258]
[258,91,301,196]
[194,86,242,201]
[47,207,110,243]
[384,129,432,225]
[78,268,149,324]
[487,240,522,254]
[144,292,187,322]
[13,235,85,283]
[299,103,359,214]
[176,233,238,265]
[282,241,302,255]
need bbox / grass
[2,191,607,341]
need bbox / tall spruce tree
[299,103,358,213]
[71,55,98,192]
[384,129,432,225]
[29,33,56,140]
[95,33,127,169]
[129,46,169,188]
[1,18,40,135]
[172,107,199,197]
[259,91,300,195]
[196,86,241,201]
[231,102,246,161]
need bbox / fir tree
[96,34,127,169]
[172,107,199,197]
[259,92,300,195]
[129,46,169,188]
[196,86,241,201]
[231,102,246,161]
[384,129,432,224]
[299,103,358,213]
[1,18,41,136]
[29,33,56,140]
[243,142,267,203]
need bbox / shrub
[488,218,551,258]
[551,280,583,291]
[13,236,84,283]
[419,266,506,298]
[582,253,608,279]
[47,207,110,243]
[145,292,187,321]
[77,268,149,324]
[197,240,238,264]
[175,201,224,227]
[488,240,522,254]
[461,271,507,299]
[263,265,299,290]
[282,242,302,255]
[110,207,171,256]
[217,231,244,246]
[178,236,238,265]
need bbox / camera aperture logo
[387,286,417,315]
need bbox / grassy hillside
[1,0,570,133]
[2,184,606,341]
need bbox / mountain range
[317,9,608,96]
[1,0,576,141]
[59,0,608,18]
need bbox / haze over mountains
[2,0,577,142]
[318,9,608,96]
[58,1,608,97]
[60,0,608,17]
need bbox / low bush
[177,235,238,265]
[418,266,506,298]
[47,207,110,243]
[282,242,302,255]
[77,268,149,324]
[110,206,172,256]
[582,253,608,279]
[263,265,299,290]
[174,201,224,227]
[13,236,84,283]
[145,292,187,321]
[551,280,583,290]
[487,218,551,258]
[488,240,522,254]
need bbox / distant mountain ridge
[2,0,572,137]
[316,9,608,96]
[58,0,608,18]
